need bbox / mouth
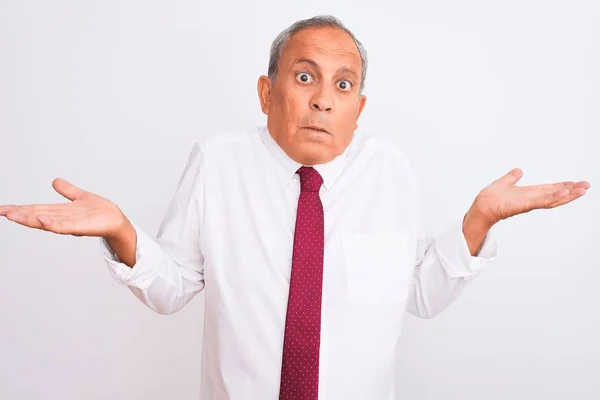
[302,126,330,135]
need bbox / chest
[200,159,420,307]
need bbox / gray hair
[267,15,368,94]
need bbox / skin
[0,26,591,265]
[257,26,366,166]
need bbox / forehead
[281,27,361,69]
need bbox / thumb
[52,178,86,201]
[493,168,524,186]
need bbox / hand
[0,178,128,238]
[471,168,591,226]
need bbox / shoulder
[346,130,421,192]
[348,130,414,173]
[177,127,261,175]
[192,126,261,152]
[184,126,264,167]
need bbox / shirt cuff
[100,221,165,289]
[434,218,498,280]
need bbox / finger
[37,215,85,235]
[52,178,86,202]
[523,181,576,193]
[544,188,588,209]
[37,215,70,234]
[521,182,586,204]
[494,168,523,186]
[573,180,591,190]
[536,186,588,209]
[4,208,73,230]
[0,205,17,216]
[547,181,576,190]
[525,180,590,193]
[5,210,45,230]
[520,186,567,209]
[10,204,71,212]
[0,204,70,218]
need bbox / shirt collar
[259,126,349,191]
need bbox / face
[257,26,367,165]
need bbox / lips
[303,126,330,134]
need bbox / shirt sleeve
[404,167,498,318]
[405,217,498,319]
[100,142,206,315]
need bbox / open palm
[0,178,126,238]
[475,168,591,224]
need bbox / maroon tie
[279,166,325,400]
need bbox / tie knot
[297,166,323,192]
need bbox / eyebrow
[292,58,360,81]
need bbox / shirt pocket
[341,231,412,305]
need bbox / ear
[354,95,367,130]
[257,75,273,115]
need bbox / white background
[1,0,598,399]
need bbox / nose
[312,102,331,111]
[310,86,334,112]
[311,102,332,112]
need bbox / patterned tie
[279,166,325,400]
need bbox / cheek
[270,91,294,127]
[336,102,360,129]
[283,89,307,114]
[332,103,360,145]
[343,101,360,119]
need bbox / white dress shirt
[100,126,497,399]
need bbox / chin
[296,144,335,165]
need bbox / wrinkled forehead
[280,27,362,73]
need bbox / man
[0,15,590,400]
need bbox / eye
[338,80,352,91]
[296,72,313,83]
